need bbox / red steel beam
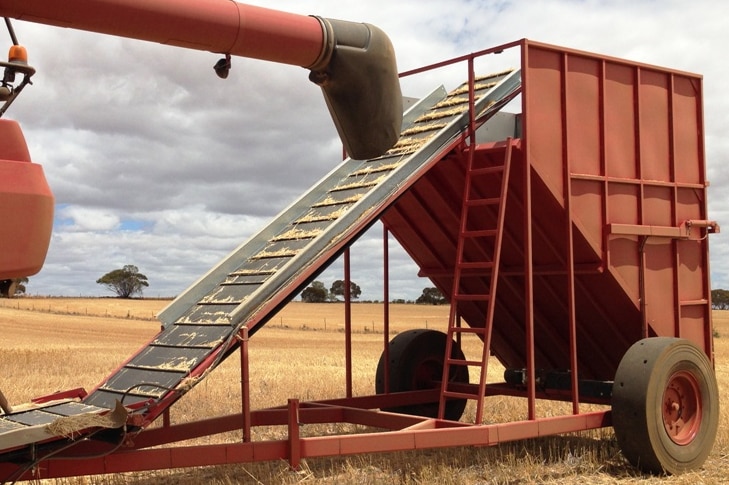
[1,411,611,480]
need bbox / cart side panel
[523,41,712,357]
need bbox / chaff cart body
[0,2,719,479]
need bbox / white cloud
[4,0,728,299]
[56,206,120,232]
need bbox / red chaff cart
[0,2,719,479]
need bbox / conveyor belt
[0,69,521,453]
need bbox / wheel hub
[662,370,702,445]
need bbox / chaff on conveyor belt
[45,400,127,439]
[85,68,521,415]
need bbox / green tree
[0,277,28,298]
[96,265,149,298]
[711,289,729,310]
[416,287,447,305]
[330,279,361,301]
[301,280,329,303]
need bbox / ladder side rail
[475,138,514,423]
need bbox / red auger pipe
[0,0,327,68]
[0,0,403,159]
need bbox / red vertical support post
[467,56,477,146]
[467,58,477,352]
[633,66,649,340]
[560,53,580,415]
[524,146,536,420]
[240,327,251,442]
[694,76,713,356]
[344,248,353,398]
[521,42,536,421]
[382,224,391,393]
[287,398,301,470]
[667,75,682,339]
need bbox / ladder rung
[449,326,487,335]
[454,293,491,302]
[442,390,480,401]
[470,165,504,176]
[456,269,493,277]
[462,229,497,238]
[466,197,501,207]
[447,358,483,367]
[457,261,493,270]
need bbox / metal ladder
[438,139,514,423]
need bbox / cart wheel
[375,329,469,421]
[0,280,16,298]
[612,337,719,474]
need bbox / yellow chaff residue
[415,106,468,123]
[296,206,349,223]
[350,163,400,177]
[312,194,363,208]
[386,137,429,155]
[476,68,514,82]
[433,96,471,109]
[230,269,276,276]
[332,175,385,192]
[450,81,497,96]
[272,228,323,241]
[45,401,127,439]
[156,357,197,372]
[400,122,447,137]
[252,248,299,259]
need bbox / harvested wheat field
[1,298,728,484]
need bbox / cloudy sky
[5,0,728,301]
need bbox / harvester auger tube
[0,0,402,159]
[308,18,402,160]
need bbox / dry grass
[1,299,728,484]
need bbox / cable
[3,18,18,45]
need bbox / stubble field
[0,297,728,484]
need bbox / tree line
[712,289,729,309]
[300,280,447,305]
[2,264,450,305]
[7,265,729,309]
[300,280,362,302]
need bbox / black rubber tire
[612,337,719,474]
[0,279,15,298]
[375,329,469,421]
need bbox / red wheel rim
[413,357,442,389]
[662,370,702,445]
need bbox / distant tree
[330,279,361,301]
[712,289,729,310]
[301,280,329,303]
[0,277,28,298]
[14,277,28,296]
[416,287,447,305]
[96,265,149,298]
